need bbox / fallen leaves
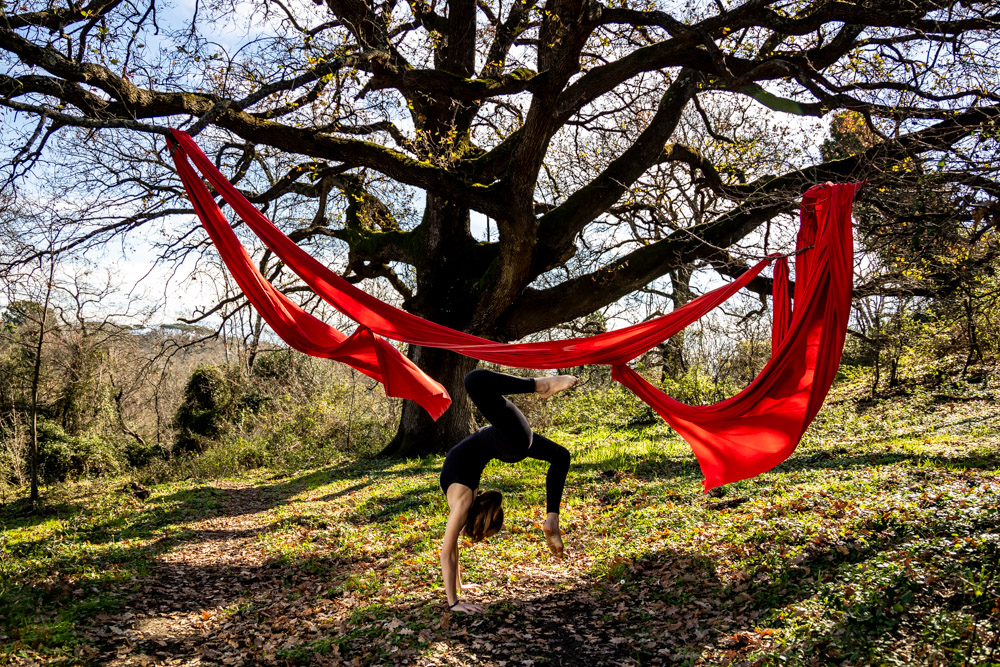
[4,397,1000,666]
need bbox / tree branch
[534,70,698,268]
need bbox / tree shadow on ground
[315,456,442,483]
[443,492,999,666]
[782,448,1000,474]
[0,498,83,531]
[566,444,1000,499]
[567,450,702,483]
[443,546,726,666]
[570,433,1000,491]
[317,481,372,502]
[40,460,441,550]
[75,545,374,663]
[131,544,731,666]
[10,496,734,664]
[7,458,997,665]
[842,405,1000,437]
[5,455,532,591]
[4,481,403,661]
[344,483,440,524]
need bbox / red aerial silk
[171,139,453,418]
[612,183,860,489]
[771,257,791,356]
[168,129,861,490]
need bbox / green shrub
[196,437,269,472]
[122,437,162,467]
[35,420,123,482]
[36,421,78,481]
[71,433,122,477]
[156,359,397,478]
[250,350,299,387]
[173,365,233,453]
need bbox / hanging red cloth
[771,257,791,356]
[168,130,779,366]
[171,139,452,418]
[613,183,861,489]
[168,129,861,490]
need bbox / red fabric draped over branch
[168,129,861,490]
[612,184,860,489]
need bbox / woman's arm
[441,485,483,613]
[440,504,464,606]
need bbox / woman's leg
[526,434,571,515]
[463,369,535,453]
[527,434,571,556]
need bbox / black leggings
[464,369,571,514]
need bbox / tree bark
[379,346,479,457]
[380,193,486,457]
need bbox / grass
[1,378,998,665]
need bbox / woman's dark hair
[463,490,504,542]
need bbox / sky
[1,0,837,339]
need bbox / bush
[196,437,269,472]
[250,349,300,387]
[173,365,233,453]
[155,358,397,479]
[36,421,79,482]
[71,433,123,477]
[35,420,123,482]
[122,437,163,467]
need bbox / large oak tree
[2,0,998,455]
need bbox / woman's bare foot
[543,513,564,557]
[535,375,578,399]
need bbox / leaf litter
[1,386,998,665]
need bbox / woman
[439,369,577,614]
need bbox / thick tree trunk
[379,346,479,457]
[379,193,488,458]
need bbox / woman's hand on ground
[450,601,485,614]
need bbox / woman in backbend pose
[439,369,577,615]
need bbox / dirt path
[81,481,684,666]
[91,482,280,666]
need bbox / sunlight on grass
[2,381,999,664]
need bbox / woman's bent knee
[464,369,488,392]
[554,445,571,467]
